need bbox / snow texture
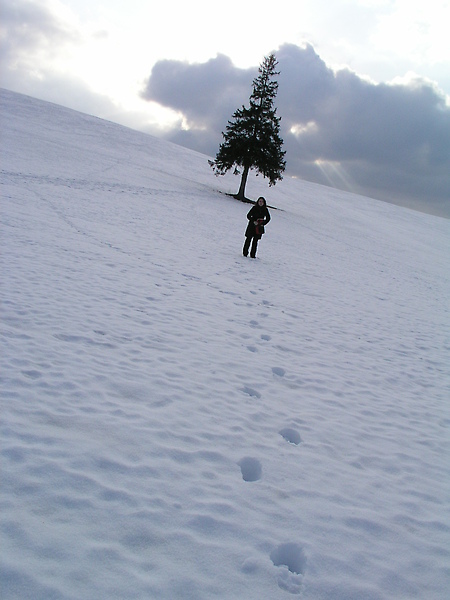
[1,88,449,599]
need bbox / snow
[1,87,449,599]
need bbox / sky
[1,0,450,216]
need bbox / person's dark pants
[243,236,259,258]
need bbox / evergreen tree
[211,54,286,200]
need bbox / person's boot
[243,237,251,257]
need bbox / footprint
[261,334,271,341]
[271,542,307,574]
[241,386,261,399]
[279,428,302,445]
[272,367,285,377]
[271,542,307,594]
[21,370,42,379]
[247,345,258,353]
[238,457,262,482]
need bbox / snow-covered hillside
[1,88,449,599]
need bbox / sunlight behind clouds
[314,158,356,193]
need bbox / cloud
[0,0,82,101]
[0,0,119,125]
[0,0,79,65]
[277,44,450,215]
[142,43,450,217]
[142,54,255,125]
[140,54,257,156]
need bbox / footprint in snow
[279,428,302,445]
[271,542,307,594]
[238,457,262,482]
[272,367,285,377]
[241,386,261,399]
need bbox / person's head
[257,196,266,207]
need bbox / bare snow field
[1,88,449,599]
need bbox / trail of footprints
[237,308,307,595]
[237,422,306,594]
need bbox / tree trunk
[236,164,250,200]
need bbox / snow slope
[1,88,449,599]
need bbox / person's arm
[247,207,257,222]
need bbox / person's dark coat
[245,203,271,240]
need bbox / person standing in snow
[243,196,271,258]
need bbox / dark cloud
[142,43,450,217]
[142,54,255,127]
[141,54,257,156]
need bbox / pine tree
[211,54,286,200]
